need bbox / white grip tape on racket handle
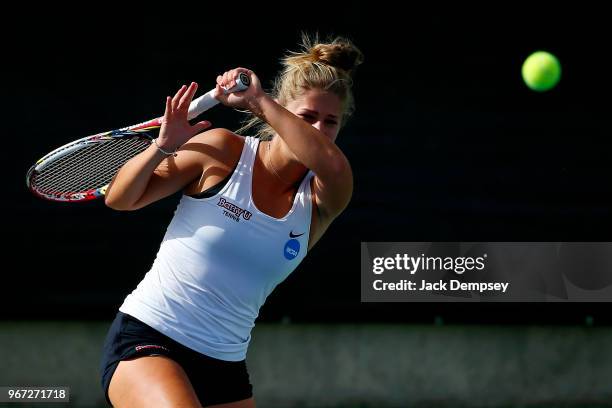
[187,72,251,120]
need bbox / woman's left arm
[258,94,353,214]
[216,69,353,219]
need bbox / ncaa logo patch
[284,239,300,260]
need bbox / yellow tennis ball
[522,51,561,92]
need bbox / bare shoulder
[183,128,244,167]
[189,127,243,148]
[181,129,246,196]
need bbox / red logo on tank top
[217,198,253,222]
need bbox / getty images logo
[372,253,487,275]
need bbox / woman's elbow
[104,193,134,211]
[105,198,128,211]
[330,155,352,180]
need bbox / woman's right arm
[104,140,208,210]
[104,82,214,210]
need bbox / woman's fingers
[218,68,251,92]
[162,96,172,123]
[223,71,233,89]
[228,70,237,88]
[166,82,198,118]
[213,83,224,100]
[177,82,198,112]
[191,120,212,135]
[171,85,188,112]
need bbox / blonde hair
[237,33,364,140]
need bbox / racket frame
[26,73,250,203]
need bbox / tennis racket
[26,73,250,203]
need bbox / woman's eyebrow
[300,108,339,119]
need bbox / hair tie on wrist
[154,138,178,157]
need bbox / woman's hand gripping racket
[26,73,250,202]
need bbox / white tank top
[119,136,314,361]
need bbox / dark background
[4,6,611,324]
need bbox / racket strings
[32,136,151,194]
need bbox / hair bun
[310,40,364,74]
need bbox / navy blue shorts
[99,311,253,407]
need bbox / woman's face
[285,88,343,142]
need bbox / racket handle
[187,72,251,120]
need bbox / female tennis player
[99,34,363,407]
